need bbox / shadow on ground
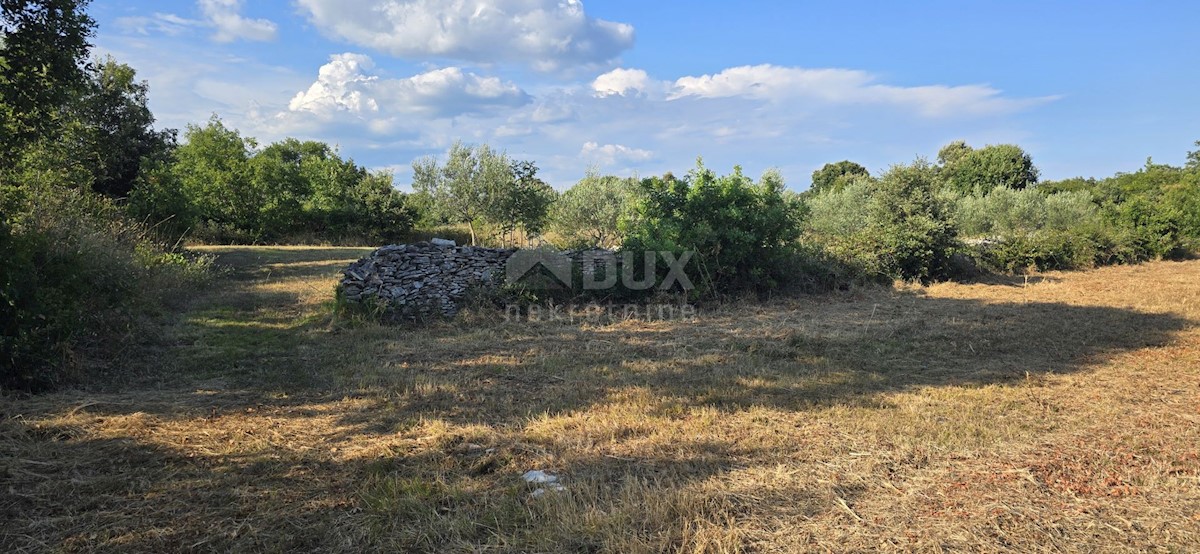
[4,247,1196,552]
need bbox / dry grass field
[3,246,1199,552]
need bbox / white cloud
[670,64,1057,117]
[581,141,653,165]
[116,13,204,36]
[198,0,278,42]
[116,1,277,42]
[285,53,531,129]
[592,68,658,97]
[288,53,382,115]
[295,0,634,70]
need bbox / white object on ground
[530,483,567,498]
[523,470,566,497]
[522,470,558,484]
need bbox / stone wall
[340,242,624,320]
[339,242,516,319]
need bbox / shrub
[803,176,873,237]
[1,182,211,392]
[805,161,957,282]
[938,142,1039,194]
[622,162,803,297]
[550,173,639,249]
[949,186,1123,272]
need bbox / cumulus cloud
[198,0,278,42]
[592,68,659,97]
[580,141,653,165]
[670,64,1057,117]
[295,0,634,70]
[286,53,530,123]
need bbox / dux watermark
[503,302,699,323]
[504,248,695,291]
[502,248,698,323]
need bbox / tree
[171,115,257,237]
[936,140,972,167]
[625,160,803,294]
[809,160,869,194]
[807,160,957,282]
[0,0,96,164]
[487,159,555,244]
[939,142,1039,194]
[864,160,958,281]
[342,169,414,244]
[71,57,175,197]
[411,141,543,246]
[1187,140,1200,172]
[552,172,638,248]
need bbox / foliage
[947,146,1200,271]
[939,142,1039,194]
[1,182,211,391]
[0,2,215,391]
[1039,155,1200,261]
[550,172,638,248]
[412,141,551,246]
[487,160,556,244]
[623,162,803,296]
[803,175,874,237]
[953,187,1100,238]
[161,117,413,244]
[70,57,176,197]
[809,160,869,195]
[806,160,957,282]
[0,0,95,164]
[949,187,1109,271]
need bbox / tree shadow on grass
[5,286,1194,552]
[93,287,1194,426]
[323,291,1192,425]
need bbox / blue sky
[91,1,1200,190]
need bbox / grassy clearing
[2,246,1199,552]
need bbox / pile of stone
[339,241,516,319]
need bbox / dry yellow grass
[2,247,1198,552]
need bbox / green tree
[342,169,414,243]
[625,160,803,294]
[865,161,958,281]
[412,141,522,245]
[809,160,869,195]
[0,0,95,164]
[936,140,973,167]
[551,172,638,248]
[939,142,1039,194]
[487,159,555,244]
[71,57,175,197]
[808,160,957,282]
[171,115,257,238]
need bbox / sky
[91,0,1200,190]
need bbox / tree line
[3,0,1199,390]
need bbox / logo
[505,248,574,289]
[504,248,695,291]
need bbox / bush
[805,161,957,283]
[950,187,1111,271]
[622,162,803,297]
[803,176,873,237]
[550,173,638,249]
[1,182,211,392]
[953,187,1100,238]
